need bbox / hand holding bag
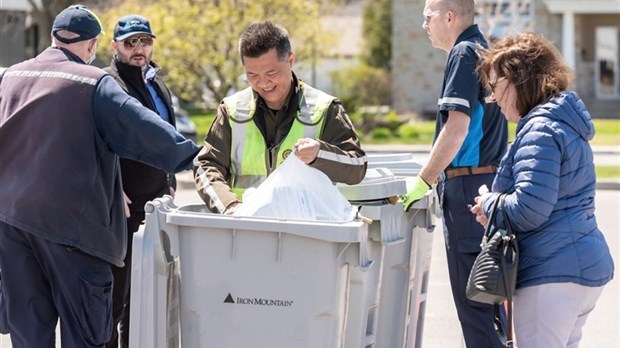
[234,154,353,221]
[466,194,518,347]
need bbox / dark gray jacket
[105,59,177,213]
[0,47,200,266]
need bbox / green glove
[401,176,431,212]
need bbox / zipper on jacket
[266,145,276,174]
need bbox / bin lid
[366,153,423,175]
[337,167,406,201]
[367,153,414,162]
[367,159,422,172]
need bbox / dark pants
[106,213,144,348]
[0,221,113,348]
[440,173,507,348]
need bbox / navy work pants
[440,173,506,348]
[0,221,113,348]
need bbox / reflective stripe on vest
[224,82,335,198]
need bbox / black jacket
[104,58,177,214]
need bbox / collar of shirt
[453,24,483,48]
[54,46,85,64]
[144,64,156,81]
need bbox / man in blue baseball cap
[0,5,201,347]
[103,14,176,348]
[113,14,156,40]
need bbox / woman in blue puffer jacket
[471,32,614,348]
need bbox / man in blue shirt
[402,1,507,347]
[103,14,179,348]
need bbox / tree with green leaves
[94,0,331,104]
[330,0,392,119]
[360,0,391,70]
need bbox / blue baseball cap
[52,5,104,44]
[114,15,156,41]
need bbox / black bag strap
[493,302,513,347]
[481,194,504,244]
[501,196,514,237]
[496,194,516,347]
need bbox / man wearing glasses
[401,1,507,347]
[104,14,177,348]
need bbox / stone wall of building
[392,0,568,118]
[0,10,27,67]
[392,0,445,118]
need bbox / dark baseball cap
[114,15,156,41]
[52,5,104,44]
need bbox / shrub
[371,127,392,140]
[383,111,405,132]
[397,122,420,140]
[330,63,392,114]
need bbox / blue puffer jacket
[483,91,614,289]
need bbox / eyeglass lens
[488,77,506,93]
[423,10,440,24]
[123,37,153,49]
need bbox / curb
[597,180,620,191]
[362,144,620,155]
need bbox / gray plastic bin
[129,153,436,348]
[338,153,438,348]
[129,195,400,348]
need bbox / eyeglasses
[488,77,507,93]
[423,9,443,25]
[121,37,153,49]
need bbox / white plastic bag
[234,154,353,222]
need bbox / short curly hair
[477,32,573,116]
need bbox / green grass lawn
[512,119,620,146]
[361,119,620,146]
[592,120,620,145]
[189,111,619,178]
[188,111,215,140]
[596,166,620,179]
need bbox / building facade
[393,0,620,119]
[4,0,618,118]
[0,0,30,67]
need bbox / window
[475,0,534,39]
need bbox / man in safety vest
[193,21,367,214]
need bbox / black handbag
[466,194,518,347]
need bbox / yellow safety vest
[224,81,335,198]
